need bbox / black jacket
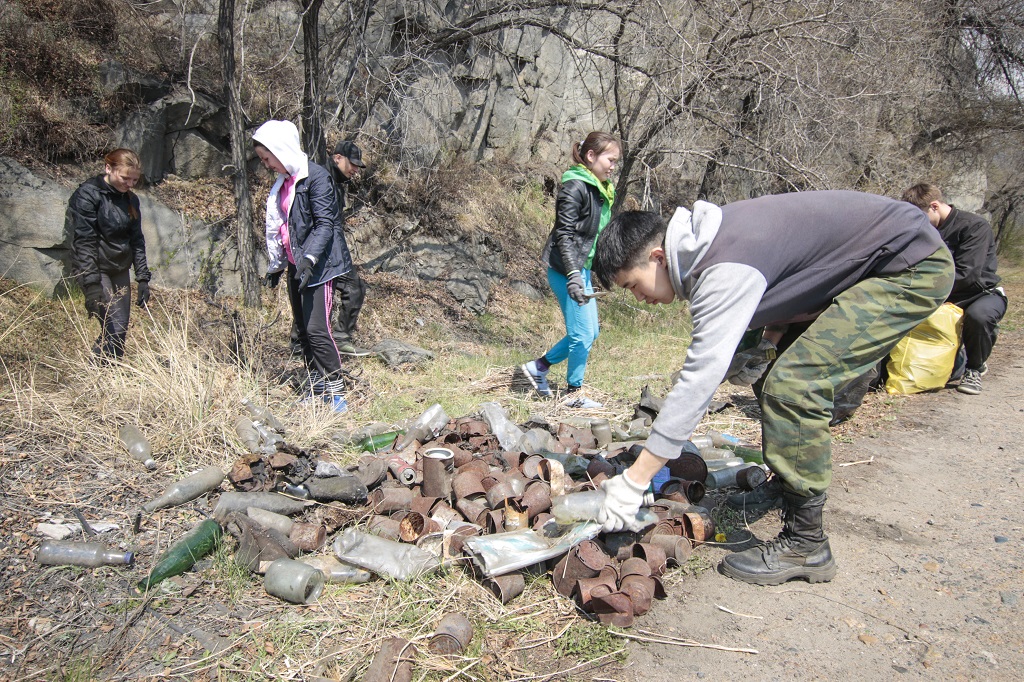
[289,162,353,286]
[540,179,603,275]
[67,175,150,287]
[937,206,1000,304]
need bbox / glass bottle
[137,518,223,591]
[119,424,157,470]
[141,466,225,513]
[394,403,450,452]
[358,430,402,453]
[706,429,763,463]
[37,540,134,567]
[234,417,262,452]
[241,398,284,433]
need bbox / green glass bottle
[137,518,223,591]
[358,430,402,453]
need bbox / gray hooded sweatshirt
[645,190,946,461]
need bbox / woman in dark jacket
[253,120,353,412]
[67,148,151,361]
[521,132,620,408]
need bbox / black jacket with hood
[253,120,353,288]
[67,176,150,287]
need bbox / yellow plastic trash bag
[885,303,963,395]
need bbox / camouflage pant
[761,247,954,497]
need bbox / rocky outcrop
[0,157,235,296]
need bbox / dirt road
[625,334,1024,680]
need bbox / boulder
[0,158,73,296]
[165,129,231,179]
[0,157,240,296]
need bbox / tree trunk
[219,0,261,307]
[301,0,328,166]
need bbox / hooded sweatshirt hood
[664,201,722,300]
[252,120,308,178]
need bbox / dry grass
[0,276,684,681]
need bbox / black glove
[566,270,587,306]
[136,280,151,308]
[265,270,282,289]
[296,257,315,290]
[83,282,107,320]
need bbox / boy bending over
[591,191,953,585]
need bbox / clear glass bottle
[37,540,134,567]
[241,398,284,433]
[119,424,156,470]
[394,403,450,452]
[234,417,262,452]
[141,466,225,513]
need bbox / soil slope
[625,332,1024,680]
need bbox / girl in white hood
[253,119,355,412]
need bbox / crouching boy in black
[589,191,954,585]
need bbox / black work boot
[720,492,837,585]
[726,475,784,514]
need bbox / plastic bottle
[141,466,225,513]
[138,518,223,591]
[705,463,763,489]
[119,424,157,470]
[477,402,524,452]
[37,540,134,567]
[549,489,658,527]
[241,398,285,433]
[394,403,450,452]
[333,528,440,580]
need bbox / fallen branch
[612,629,758,655]
[838,456,874,467]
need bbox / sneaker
[957,369,982,395]
[979,362,988,377]
[338,341,373,357]
[521,360,553,397]
[564,395,603,409]
[324,395,349,413]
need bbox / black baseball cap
[333,140,365,168]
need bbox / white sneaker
[521,360,553,397]
[565,395,603,409]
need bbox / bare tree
[219,0,261,307]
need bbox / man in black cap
[329,140,370,356]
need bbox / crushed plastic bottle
[119,424,157,470]
[393,404,450,452]
[550,489,658,530]
[333,528,439,580]
[141,466,225,513]
[478,402,525,452]
[37,540,134,567]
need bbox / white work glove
[597,471,648,533]
[726,338,777,386]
